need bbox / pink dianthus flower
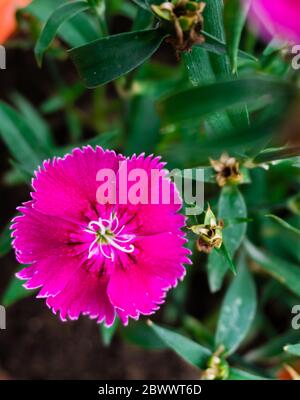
[247,0,300,43]
[11,147,190,326]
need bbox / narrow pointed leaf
[101,320,119,347]
[159,78,292,125]
[26,0,99,48]
[201,31,256,62]
[203,0,249,129]
[254,146,300,164]
[228,368,267,380]
[0,102,44,173]
[224,0,250,73]
[125,96,160,155]
[208,186,247,292]
[245,239,300,297]
[122,321,166,349]
[0,223,12,258]
[266,214,300,237]
[2,276,34,307]
[11,93,53,151]
[219,186,247,255]
[70,28,167,88]
[148,321,211,369]
[216,243,237,275]
[131,0,150,11]
[35,1,90,66]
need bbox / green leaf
[254,146,300,164]
[124,95,160,155]
[245,239,300,297]
[265,215,300,237]
[132,7,153,31]
[148,321,212,369]
[201,31,256,63]
[35,1,90,66]
[215,255,257,355]
[107,0,137,19]
[224,0,250,73]
[284,344,300,356]
[11,93,53,152]
[101,319,119,347]
[26,0,99,48]
[2,276,34,307]
[183,315,215,348]
[0,223,12,258]
[202,167,217,183]
[161,108,287,166]
[223,217,253,228]
[146,0,162,6]
[219,186,247,255]
[131,0,150,11]
[70,28,167,88]
[159,78,292,126]
[183,45,234,141]
[0,102,44,173]
[215,243,237,275]
[263,38,288,57]
[246,329,300,361]
[53,130,119,157]
[207,186,247,292]
[228,368,267,380]
[246,329,299,362]
[40,82,85,114]
[207,249,231,294]
[121,321,166,349]
[202,0,249,130]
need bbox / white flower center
[83,214,135,262]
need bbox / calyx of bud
[202,346,229,380]
[210,153,243,187]
[151,0,206,53]
[189,206,223,254]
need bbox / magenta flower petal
[12,202,80,264]
[46,270,115,325]
[113,153,186,236]
[248,0,300,43]
[108,233,190,322]
[11,146,190,325]
[32,146,124,221]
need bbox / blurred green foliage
[1,0,300,380]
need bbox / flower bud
[151,0,206,53]
[210,153,243,187]
[202,346,229,380]
[189,207,223,254]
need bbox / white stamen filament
[84,214,135,261]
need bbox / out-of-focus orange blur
[277,362,300,380]
[0,0,31,44]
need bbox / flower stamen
[84,214,135,261]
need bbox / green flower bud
[202,346,229,380]
[189,206,223,254]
